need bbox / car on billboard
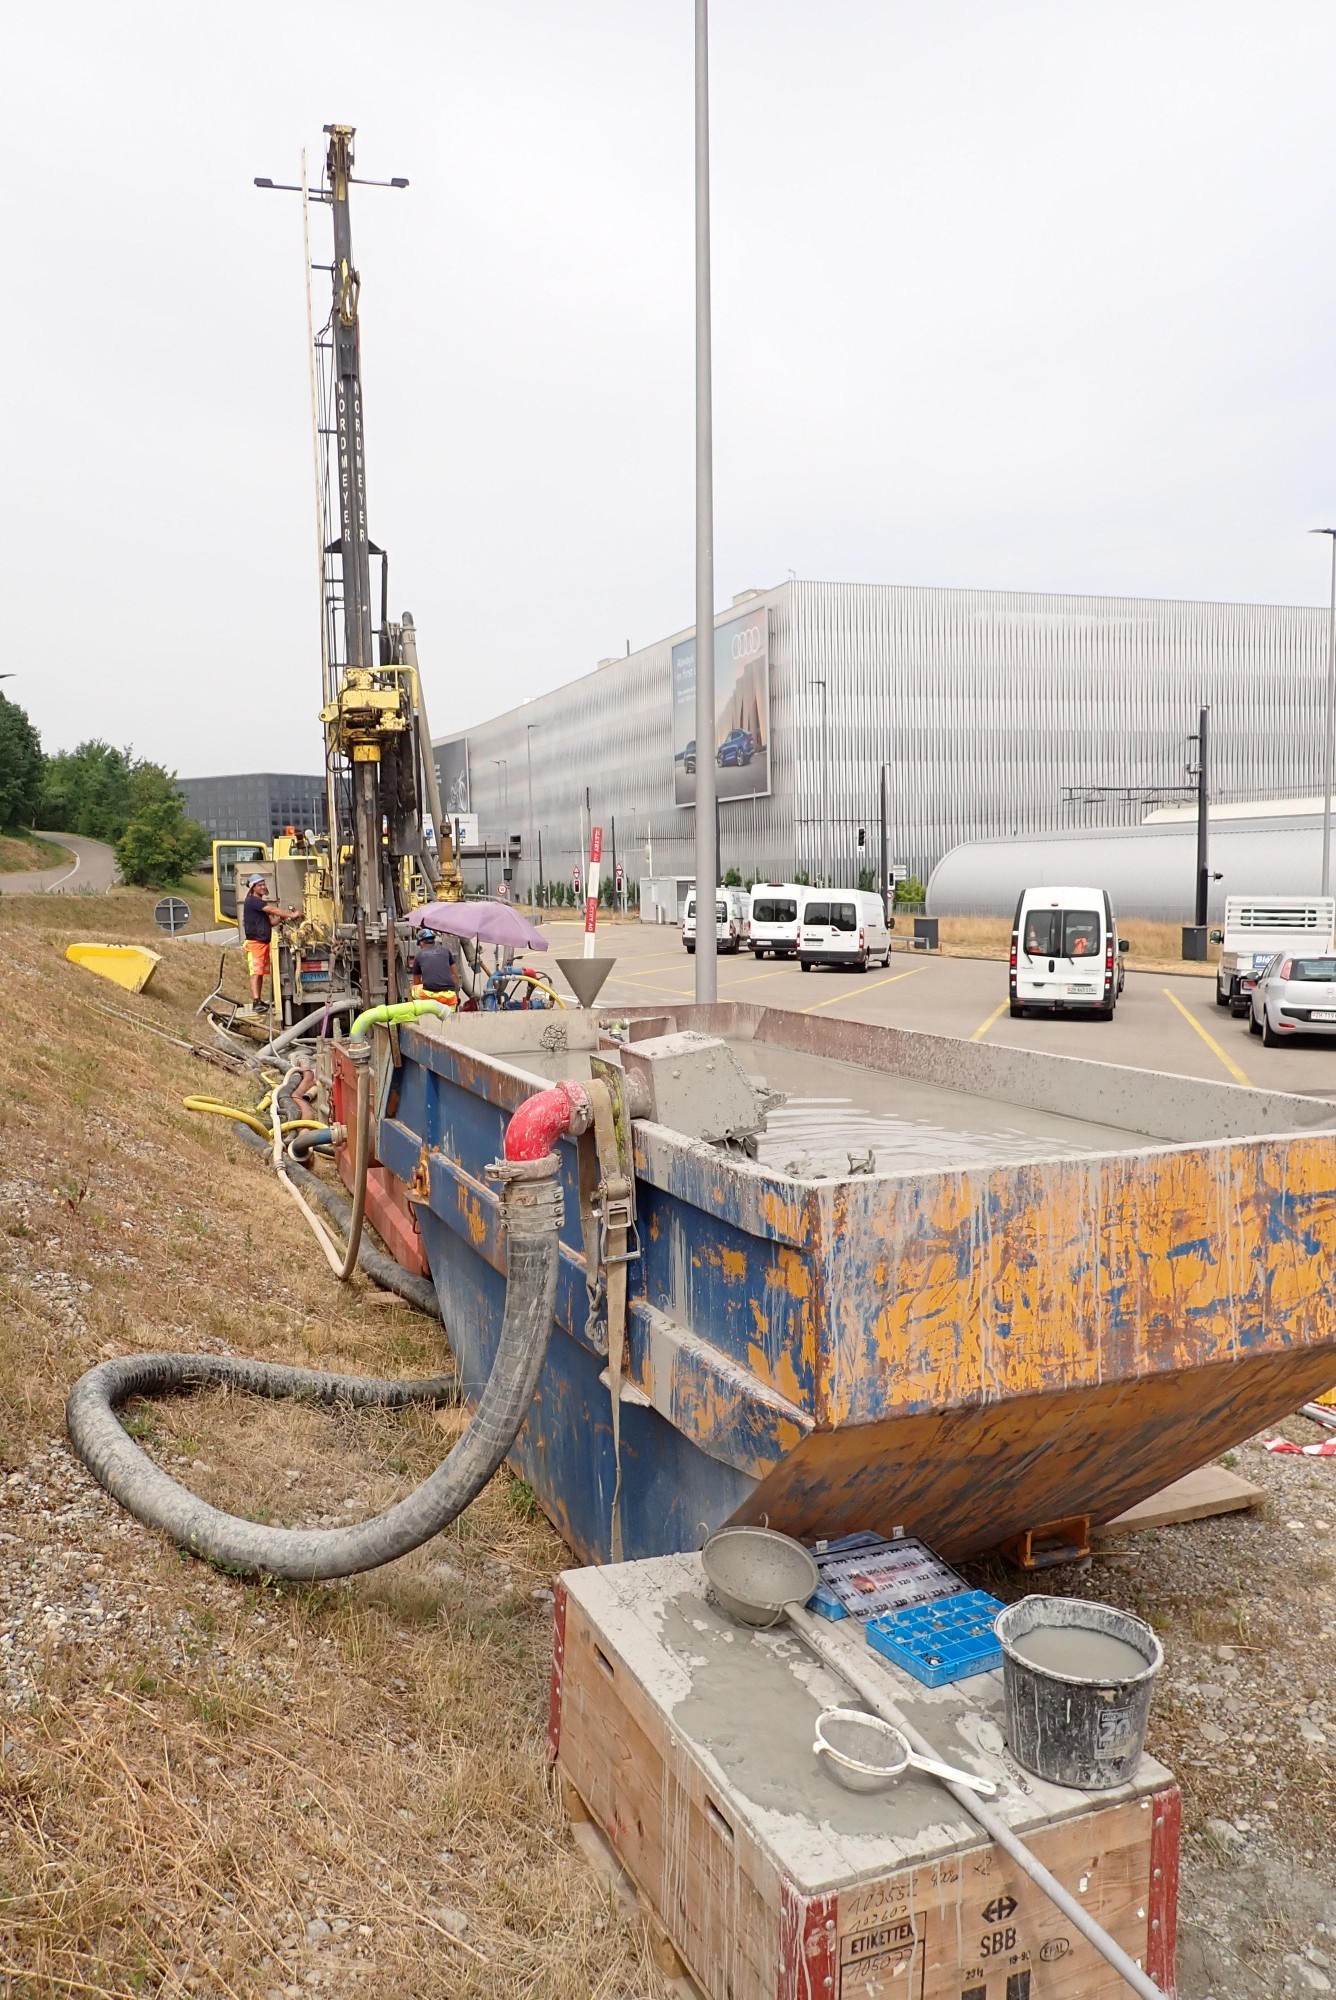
[716,728,755,768]
[681,739,697,775]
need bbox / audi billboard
[433,737,471,815]
[671,604,771,807]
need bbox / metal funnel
[555,957,617,1009]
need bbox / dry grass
[0,834,70,874]
[937,912,1217,973]
[0,887,652,1997]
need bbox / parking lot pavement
[542,919,1336,1097]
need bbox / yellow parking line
[970,1000,1009,1043]
[801,967,923,1014]
[1163,987,1252,1087]
[718,964,792,988]
[603,972,695,998]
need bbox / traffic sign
[153,896,190,936]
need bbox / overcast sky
[8,1,1336,776]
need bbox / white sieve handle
[904,1748,996,1797]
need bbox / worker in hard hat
[409,926,458,1004]
[241,875,301,1009]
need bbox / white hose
[255,996,357,1062]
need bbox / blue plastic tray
[865,1589,1006,1686]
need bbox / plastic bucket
[994,1595,1163,1790]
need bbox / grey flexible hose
[227,1117,440,1318]
[254,996,357,1063]
[66,1158,563,1579]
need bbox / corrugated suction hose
[65,1155,563,1579]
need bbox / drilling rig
[211,123,460,1037]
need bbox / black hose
[66,1157,563,1579]
[229,1117,440,1318]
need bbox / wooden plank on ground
[1102,1461,1263,1533]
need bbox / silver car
[1249,952,1336,1045]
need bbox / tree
[722,866,742,888]
[894,875,926,909]
[115,791,210,887]
[0,696,43,830]
[858,866,875,893]
[39,741,138,840]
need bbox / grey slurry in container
[995,1595,1163,1791]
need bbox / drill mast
[307,124,459,1005]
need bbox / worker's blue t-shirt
[242,893,272,944]
[410,943,456,991]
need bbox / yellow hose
[518,975,567,1008]
[183,1098,325,1137]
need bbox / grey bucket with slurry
[995,1595,1163,1790]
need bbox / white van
[798,890,890,972]
[682,887,749,954]
[748,882,803,958]
[1010,885,1126,1019]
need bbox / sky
[7,1,1336,776]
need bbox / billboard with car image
[671,603,771,807]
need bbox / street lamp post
[809,678,829,884]
[1311,529,1336,897]
[693,0,718,1003]
[525,725,538,913]
[491,758,508,895]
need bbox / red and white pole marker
[583,826,603,958]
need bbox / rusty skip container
[373,1001,1336,1566]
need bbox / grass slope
[0,833,71,874]
[0,887,647,1998]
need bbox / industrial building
[177,773,328,843]
[435,578,1332,907]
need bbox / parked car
[716,728,755,768]
[1248,952,1336,1045]
[1010,884,1126,1020]
[748,882,803,958]
[682,886,749,954]
[799,890,890,971]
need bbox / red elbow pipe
[504,1080,591,1161]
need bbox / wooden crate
[550,1554,1179,2000]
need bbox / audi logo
[731,625,764,661]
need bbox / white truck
[1213,896,1336,1013]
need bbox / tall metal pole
[809,679,829,885]
[878,761,889,916]
[1313,529,1336,897]
[1194,705,1210,927]
[526,724,538,912]
[693,0,718,1002]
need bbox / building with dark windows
[177,773,327,844]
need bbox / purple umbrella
[409,900,549,952]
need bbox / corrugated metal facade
[441,579,1329,892]
[926,809,1331,922]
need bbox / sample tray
[808,1530,967,1622]
[865,1589,1006,1686]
